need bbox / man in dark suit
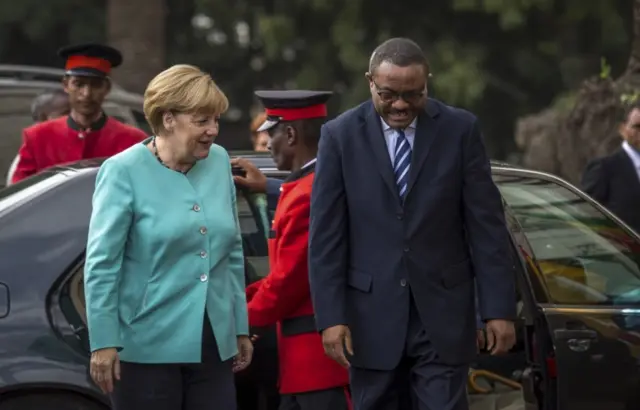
[581,104,640,233]
[308,38,517,410]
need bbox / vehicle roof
[0,64,127,92]
[0,75,142,106]
[46,152,535,176]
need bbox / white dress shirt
[380,117,417,163]
[622,141,640,182]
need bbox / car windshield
[495,174,640,306]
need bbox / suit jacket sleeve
[308,124,348,331]
[248,194,311,327]
[229,163,250,336]
[84,159,132,352]
[11,129,38,184]
[266,178,282,214]
[581,159,608,204]
[462,118,516,321]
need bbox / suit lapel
[406,100,440,196]
[362,102,399,201]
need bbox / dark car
[1,153,640,410]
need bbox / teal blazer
[84,140,248,363]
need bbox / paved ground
[469,389,524,410]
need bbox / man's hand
[233,335,254,373]
[321,325,353,368]
[230,158,267,193]
[90,347,120,394]
[485,319,516,355]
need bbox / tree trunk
[515,0,640,184]
[107,0,166,94]
[627,0,640,74]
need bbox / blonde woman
[84,64,252,410]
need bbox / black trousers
[349,296,469,410]
[279,386,352,410]
[110,316,236,410]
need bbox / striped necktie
[393,129,411,198]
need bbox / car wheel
[0,392,106,410]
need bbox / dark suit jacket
[308,99,516,370]
[582,148,640,233]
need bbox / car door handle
[554,328,598,340]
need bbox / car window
[495,174,640,306]
[236,188,269,283]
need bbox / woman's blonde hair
[143,64,229,134]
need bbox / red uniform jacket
[11,115,147,184]
[246,164,349,395]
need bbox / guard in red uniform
[11,43,147,183]
[246,90,350,410]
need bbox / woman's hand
[90,347,120,393]
[232,335,254,373]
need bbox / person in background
[582,103,640,233]
[84,64,252,410]
[10,43,146,184]
[308,38,516,410]
[5,89,71,185]
[246,90,350,410]
[31,89,71,122]
[251,112,270,152]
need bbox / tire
[0,392,106,410]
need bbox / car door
[235,187,270,282]
[494,172,640,410]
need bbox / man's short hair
[369,37,429,75]
[31,89,67,121]
[621,101,640,123]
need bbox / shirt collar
[302,158,317,169]
[284,159,316,183]
[622,141,640,169]
[380,117,417,132]
[67,111,108,132]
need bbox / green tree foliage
[0,0,634,158]
[190,0,633,158]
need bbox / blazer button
[400,279,407,287]
[193,204,201,212]
[200,251,208,258]
[200,273,208,282]
[397,213,403,220]
[200,227,207,235]
[403,247,410,253]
